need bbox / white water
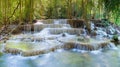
[107,43,118,50]
[1,19,120,67]
[4,19,120,55]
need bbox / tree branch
[7,1,20,20]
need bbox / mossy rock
[112,35,119,42]
[59,37,110,50]
[91,19,110,27]
[4,40,60,56]
[112,35,120,45]
[0,52,3,56]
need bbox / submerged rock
[62,33,66,37]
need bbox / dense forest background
[0,0,120,25]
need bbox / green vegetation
[0,0,119,25]
[6,42,32,51]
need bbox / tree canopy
[0,0,120,25]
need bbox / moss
[6,42,32,51]
[0,52,3,57]
[112,35,119,42]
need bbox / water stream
[0,19,120,67]
[0,48,120,67]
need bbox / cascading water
[54,19,67,24]
[34,22,43,33]
[23,24,32,34]
[107,43,118,50]
[91,22,95,30]
[0,19,120,67]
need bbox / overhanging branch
[7,1,20,20]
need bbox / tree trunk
[81,0,91,34]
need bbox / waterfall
[24,24,32,34]
[3,19,120,57]
[34,25,39,33]
[54,19,59,24]
[54,19,67,24]
[91,22,95,30]
[34,21,43,33]
[34,24,42,33]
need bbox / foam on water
[107,43,118,50]
[91,49,102,54]
[34,21,43,25]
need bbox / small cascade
[107,43,118,50]
[27,24,31,34]
[1,43,5,52]
[34,24,42,33]
[54,19,60,24]
[24,24,32,34]
[1,19,120,57]
[54,19,67,24]
[91,27,108,39]
[106,25,116,35]
[91,22,95,30]
[81,28,87,36]
[62,24,71,28]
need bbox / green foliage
[112,35,119,42]
[101,0,120,24]
[0,0,119,25]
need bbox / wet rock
[98,42,108,49]
[49,28,83,35]
[91,19,110,27]
[62,33,66,37]
[67,19,85,28]
[77,36,90,42]
[63,42,75,50]
[48,46,58,52]
[63,42,95,51]
[77,37,84,41]
[106,26,116,35]
[118,36,120,44]
[32,19,37,23]
[112,35,119,42]
[31,37,45,42]
[91,31,97,36]
[21,49,53,56]
[75,43,94,51]
[112,35,120,45]
[94,27,97,30]
[77,33,81,36]
[4,47,21,55]
[96,30,107,37]
[12,29,22,34]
